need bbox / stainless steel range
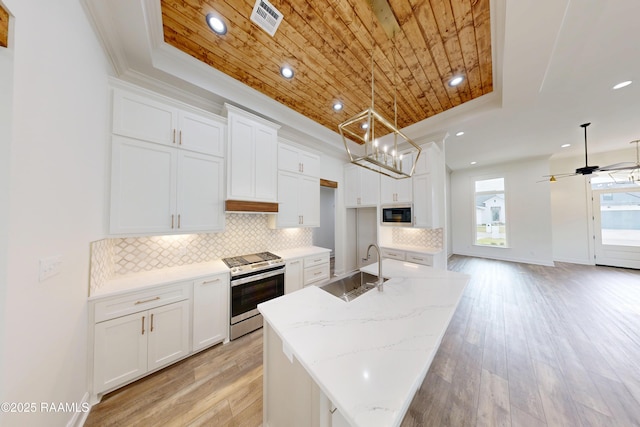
[222,252,285,340]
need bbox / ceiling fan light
[613,80,632,90]
[549,175,557,182]
[206,13,227,35]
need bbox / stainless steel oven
[223,252,285,340]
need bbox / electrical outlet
[39,255,62,282]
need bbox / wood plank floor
[85,256,640,426]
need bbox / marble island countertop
[258,259,470,427]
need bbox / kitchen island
[258,259,470,427]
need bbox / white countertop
[90,260,229,300]
[273,245,331,260]
[258,259,469,427]
[380,244,442,255]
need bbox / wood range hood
[225,200,279,213]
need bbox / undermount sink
[319,271,387,302]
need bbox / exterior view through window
[475,177,507,246]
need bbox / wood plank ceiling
[161,0,492,134]
[0,5,9,48]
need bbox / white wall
[1,0,111,425]
[313,186,336,256]
[0,1,13,407]
[450,157,554,266]
[551,145,637,264]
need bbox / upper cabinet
[112,89,225,157]
[225,104,280,203]
[380,152,415,205]
[344,164,380,208]
[412,143,443,228]
[109,84,226,235]
[269,141,320,228]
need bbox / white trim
[453,251,556,267]
[66,392,91,427]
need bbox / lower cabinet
[93,299,190,394]
[285,257,304,294]
[303,253,330,286]
[192,273,229,351]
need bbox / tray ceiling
[160,0,493,133]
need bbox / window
[474,177,507,247]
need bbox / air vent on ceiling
[250,0,283,37]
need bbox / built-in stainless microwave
[381,204,413,226]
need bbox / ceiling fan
[543,123,640,181]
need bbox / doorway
[592,183,640,269]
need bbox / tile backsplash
[391,227,443,248]
[90,213,312,294]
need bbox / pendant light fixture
[338,0,421,179]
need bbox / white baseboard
[66,391,91,427]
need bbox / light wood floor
[85,256,640,426]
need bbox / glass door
[592,177,640,269]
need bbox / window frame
[472,176,509,248]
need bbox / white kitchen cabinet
[380,175,413,204]
[284,257,304,294]
[192,273,229,352]
[344,164,380,207]
[412,142,443,229]
[93,298,190,394]
[112,87,225,156]
[380,247,406,261]
[278,142,320,177]
[270,171,320,228]
[110,136,224,234]
[304,253,330,286]
[225,104,279,202]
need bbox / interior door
[593,187,640,269]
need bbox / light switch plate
[39,255,62,282]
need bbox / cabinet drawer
[304,254,329,268]
[406,252,433,266]
[94,282,191,323]
[304,264,330,286]
[381,248,405,261]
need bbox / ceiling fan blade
[598,162,640,171]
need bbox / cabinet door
[177,151,225,232]
[299,151,320,177]
[254,124,278,201]
[178,111,225,156]
[110,136,177,234]
[413,173,438,228]
[112,89,177,146]
[344,165,360,207]
[285,258,303,294]
[276,171,301,227]
[193,274,229,351]
[278,143,301,174]
[359,167,380,206]
[228,114,255,199]
[94,312,147,393]
[147,300,190,371]
[300,175,320,227]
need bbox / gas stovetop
[222,251,284,276]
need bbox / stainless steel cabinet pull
[171,214,175,229]
[202,278,220,285]
[141,316,145,335]
[172,129,176,144]
[135,296,160,305]
[178,214,181,228]
[179,130,182,145]
[314,271,322,276]
[150,314,154,332]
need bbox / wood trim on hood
[225,200,279,213]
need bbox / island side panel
[264,321,324,427]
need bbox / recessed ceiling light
[449,76,464,87]
[470,161,477,165]
[206,13,227,35]
[333,102,343,111]
[561,143,571,148]
[455,131,464,137]
[613,80,632,90]
[361,122,369,129]
[280,66,294,79]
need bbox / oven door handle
[231,268,284,287]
